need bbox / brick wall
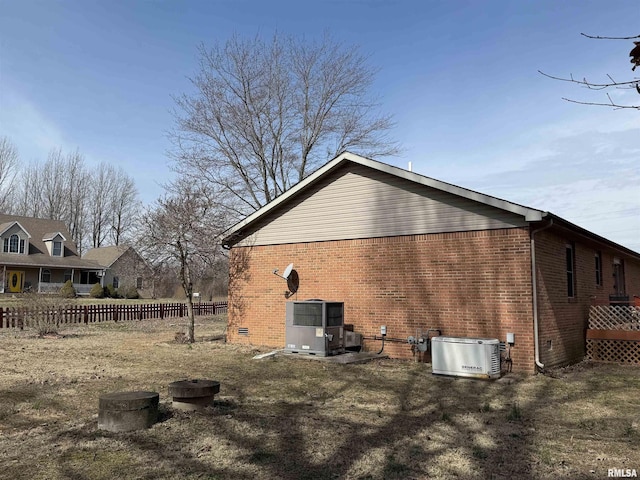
[228,227,536,373]
[535,229,640,368]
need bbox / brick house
[82,245,153,297]
[221,152,640,373]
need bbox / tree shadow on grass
[0,383,67,430]
[47,362,616,480]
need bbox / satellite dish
[283,263,294,280]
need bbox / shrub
[105,284,119,298]
[59,280,76,298]
[89,283,104,298]
[34,313,59,336]
[123,286,140,299]
[22,293,62,336]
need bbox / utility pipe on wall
[530,218,553,372]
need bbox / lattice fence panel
[589,306,640,330]
[586,339,640,364]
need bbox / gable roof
[42,232,67,242]
[0,215,77,256]
[83,245,131,268]
[222,152,545,243]
[221,152,640,260]
[0,214,102,269]
[0,220,31,238]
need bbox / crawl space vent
[238,327,249,336]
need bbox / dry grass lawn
[0,315,638,479]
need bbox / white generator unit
[431,336,501,379]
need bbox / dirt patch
[0,316,638,479]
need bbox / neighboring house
[0,215,102,295]
[83,245,153,296]
[221,152,640,373]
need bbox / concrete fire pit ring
[168,379,220,411]
[98,391,159,432]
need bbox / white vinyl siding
[238,164,527,246]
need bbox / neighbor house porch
[1,266,103,295]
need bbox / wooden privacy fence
[586,305,640,364]
[0,301,228,330]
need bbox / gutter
[530,218,553,372]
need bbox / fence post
[0,307,3,329]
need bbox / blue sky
[1,0,639,251]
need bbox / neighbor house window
[53,241,62,256]
[136,277,143,289]
[3,235,25,253]
[41,269,51,283]
[113,276,119,289]
[566,243,576,298]
[595,251,602,286]
[9,234,19,253]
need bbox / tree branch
[561,96,640,110]
[581,33,640,40]
[538,70,639,89]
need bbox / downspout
[531,218,553,372]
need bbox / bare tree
[88,163,116,248]
[540,33,640,110]
[11,147,139,253]
[13,162,44,218]
[170,32,399,218]
[109,168,139,245]
[15,148,90,252]
[65,150,90,253]
[138,180,226,342]
[0,137,20,213]
[40,149,69,221]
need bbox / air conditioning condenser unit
[284,301,345,356]
[431,336,500,379]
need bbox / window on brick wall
[566,243,576,298]
[595,251,602,286]
[613,257,626,296]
